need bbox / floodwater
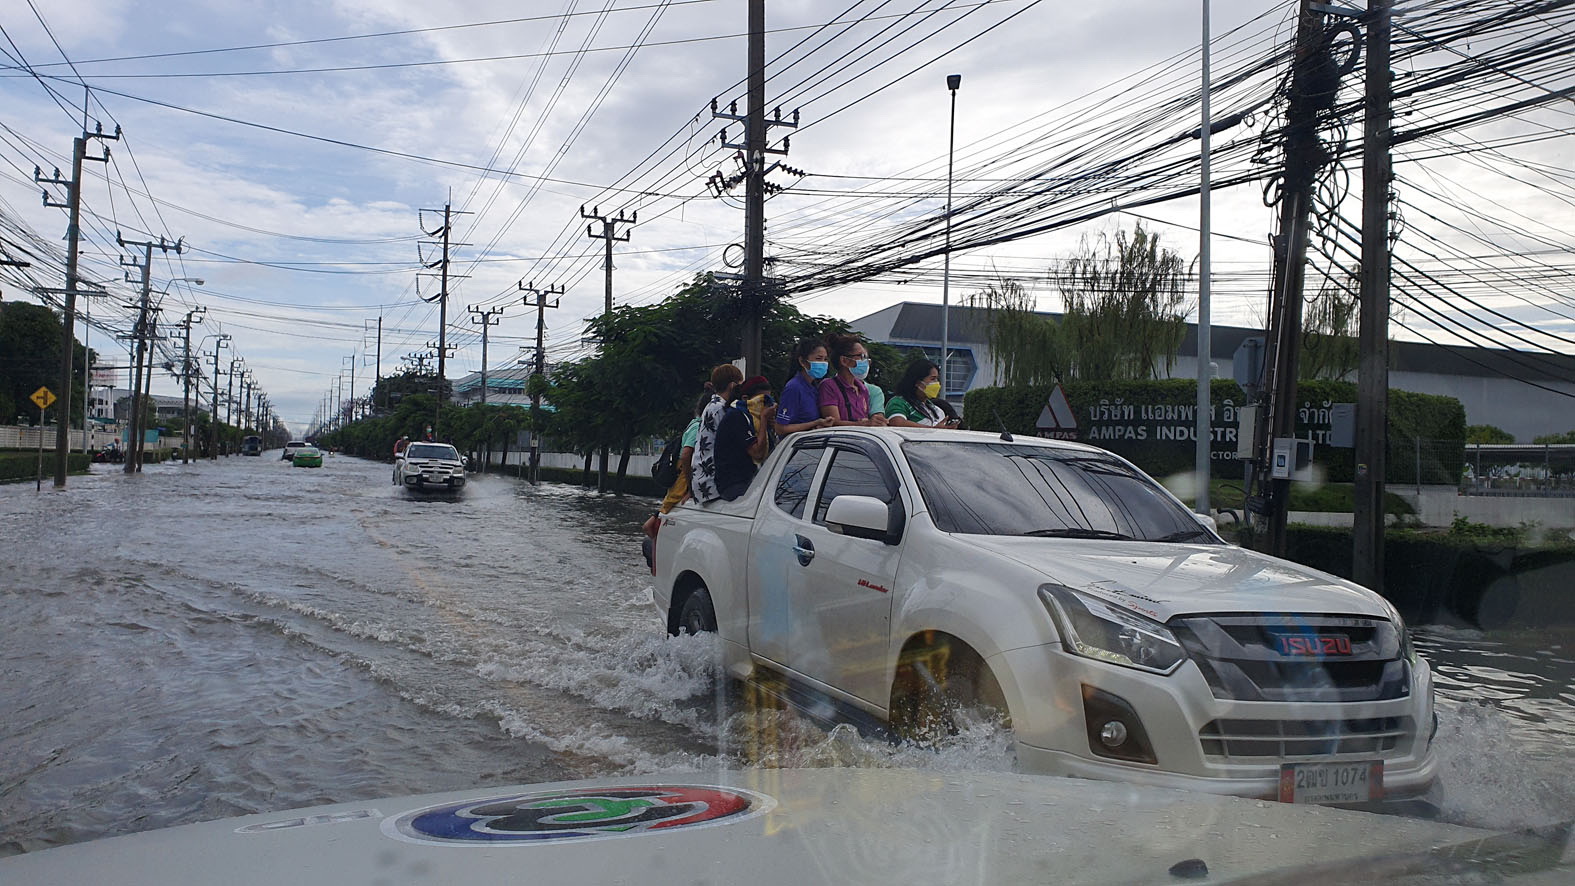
[1,455,1571,857]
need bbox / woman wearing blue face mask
[818,332,887,427]
[776,337,837,438]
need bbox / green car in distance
[292,445,323,468]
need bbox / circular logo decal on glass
[384,785,775,846]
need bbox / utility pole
[343,354,356,423]
[710,0,800,377]
[419,201,472,407]
[425,342,455,432]
[581,205,635,492]
[1253,0,1339,555]
[179,306,204,464]
[209,336,230,460]
[468,305,504,405]
[241,374,252,435]
[227,357,243,453]
[367,316,383,410]
[519,281,561,485]
[37,123,118,486]
[1353,0,1394,591]
[117,233,184,472]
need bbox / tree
[0,301,93,427]
[372,370,450,411]
[1055,224,1191,380]
[1300,276,1359,380]
[1466,424,1515,445]
[967,278,1065,387]
[546,273,851,490]
[1532,429,1575,445]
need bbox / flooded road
[2,454,1572,856]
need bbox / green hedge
[0,452,91,483]
[962,379,1465,483]
[1238,524,1575,627]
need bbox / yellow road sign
[30,386,56,410]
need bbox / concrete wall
[1,425,127,451]
[484,448,658,476]
[1398,486,1575,530]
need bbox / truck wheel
[678,588,718,635]
[890,639,1008,741]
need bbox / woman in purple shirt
[775,337,837,438]
[818,332,888,427]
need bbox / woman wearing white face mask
[885,358,962,428]
[775,337,838,438]
[818,332,887,427]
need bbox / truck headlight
[1039,585,1186,675]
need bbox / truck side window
[812,449,895,525]
[774,445,823,520]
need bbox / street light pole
[1195,1,1213,515]
[941,73,961,400]
[181,305,205,464]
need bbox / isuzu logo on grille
[1274,634,1352,656]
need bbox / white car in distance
[653,427,1437,808]
[393,442,467,493]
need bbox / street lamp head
[947,73,961,91]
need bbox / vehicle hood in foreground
[0,768,1529,886]
[966,537,1391,621]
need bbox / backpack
[652,434,684,489]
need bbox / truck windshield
[406,444,459,460]
[903,441,1215,542]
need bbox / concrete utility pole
[419,201,472,408]
[519,281,561,485]
[209,336,230,460]
[1353,0,1394,591]
[581,205,636,492]
[710,0,800,377]
[117,234,185,472]
[468,305,504,405]
[367,316,383,410]
[36,123,118,486]
[179,306,205,464]
[1254,0,1339,555]
[227,357,243,452]
[342,354,357,423]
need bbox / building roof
[853,301,1575,382]
[452,365,542,393]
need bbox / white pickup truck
[393,442,467,493]
[654,427,1438,807]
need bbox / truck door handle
[792,534,815,566]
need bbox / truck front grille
[1199,716,1412,760]
[1169,614,1410,702]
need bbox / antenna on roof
[992,408,1013,443]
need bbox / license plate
[1278,761,1383,804]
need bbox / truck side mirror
[826,495,901,545]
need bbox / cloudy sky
[2,0,1570,432]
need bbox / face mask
[851,359,870,379]
[922,381,942,399]
[808,361,829,379]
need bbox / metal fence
[1460,443,1575,495]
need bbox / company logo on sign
[1035,384,1078,440]
[384,785,775,846]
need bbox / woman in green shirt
[885,359,961,428]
